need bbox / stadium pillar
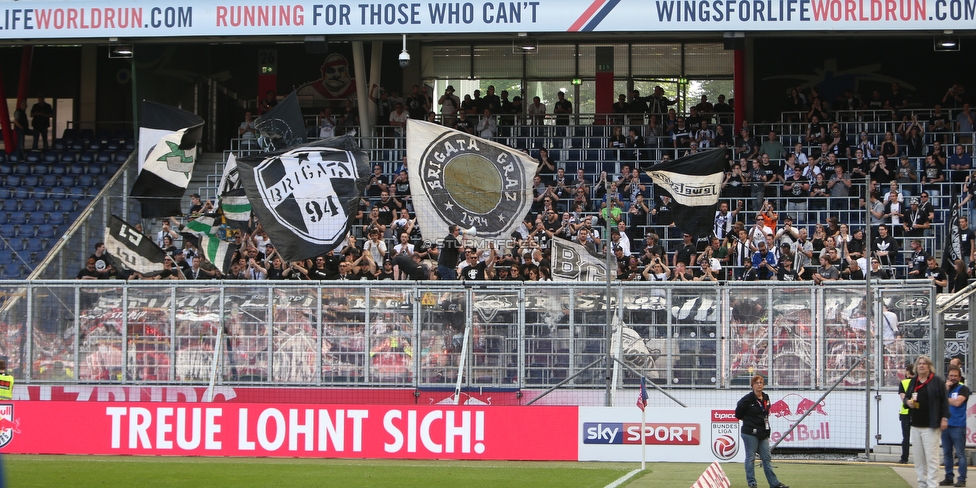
[594,47,613,125]
[367,41,383,129]
[0,71,13,154]
[352,42,373,150]
[733,48,745,131]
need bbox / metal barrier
[0,280,935,397]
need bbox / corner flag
[637,376,648,411]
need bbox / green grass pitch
[2,456,912,487]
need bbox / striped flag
[182,215,238,273]
[218,188,251,223]
[691,461,731,488]
[637,376,648,411]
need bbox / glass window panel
[473,44,523,79]
[527,44,578,78]
[631,43,682,77]
[684,43,733,76]
[421,44,471,79]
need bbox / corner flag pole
[641,405,646,470]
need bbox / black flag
[131,101,204,218]
[236,136,370,263]
[943,185,962,273]
[104,215,168,276]
[254,90,307,152]
[641,149,726,240]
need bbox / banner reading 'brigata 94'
[0,0,968,40]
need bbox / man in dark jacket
[735,375,789,488]
[905,355,950,488]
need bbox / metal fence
[0,280,935,397]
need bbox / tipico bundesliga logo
[0,404,20,448]
[710,410,739,460]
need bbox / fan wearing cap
[777,253,800,281]
[903,197,931,238]
[438,85,460,126]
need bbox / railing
[0,280,934,394]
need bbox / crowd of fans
[82,83,976,292]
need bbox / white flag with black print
[550,238,615,281]
[407,119,537,244]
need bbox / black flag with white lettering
[641,149,725,240]
[943,186,962,273]
[104,215,168,276]
[236,136,370,263]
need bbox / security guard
[898,363,915,464]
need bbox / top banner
[0,0,969,40]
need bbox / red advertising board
[0,402,578,461]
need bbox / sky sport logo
[582,422,699,445]
[710,409,739,460]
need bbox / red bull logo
[770,394,828,421]
[0,404,19,448]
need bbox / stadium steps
[185,152,226,210]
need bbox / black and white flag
[642,148,726,240]
[550,238,615,281]
[104,215,168,275]
[254,90,307,152]
[407,119,537,243]
[131,101,204,218]
[943,186,962,273]
[236,136,370,262]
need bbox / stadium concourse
[0,0,971,467]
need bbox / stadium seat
[2,199,18,212]
[114,151,130,162]
[47,212,65,225]
[59,175,75,187]
[24,151,41,163]
[49,163,66,175]
[0,188,8,199]
[123,141,135,151]
[87,165,102,175]
[26,212,45,225]
[11,188,28,200]
[51,139,66,151]
[0,165,10,175]
[78,151,94,163]
[68,187,86,199]
[43,151,58,164]
[5,175,21,187]
[0,249,12,265]
[77,174,94,187]
[69,141,84,151]
[105,141,120,151]
[60,151,77,163]
[13,163,31,175]
[4,239,23,252]
[0,224,16,238]
[25,238,44,253]
[96,174,111,186]
[48,187,66,200]
[106,163,121,174]
[78,128,95,142]
[21,175,38,187]
[20,200,37,212]
[87,141,103,151]
[2,264,23,279]
[5,153,18,163]
[96,151,112,163]
[40,174,58,187]
[35,224,54,239]
[61,128,78,142]
[38,199,57,213]
[31,163,49,175]
[7,212,26,225]
[69,163,86,175]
